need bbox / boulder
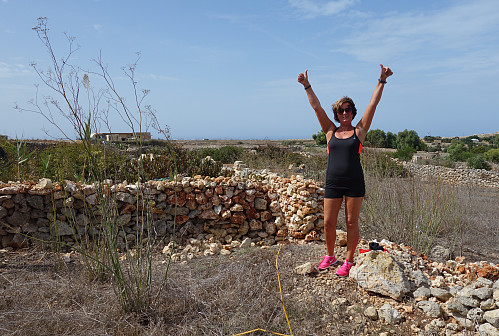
[349,251,411,301]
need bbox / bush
[392,146,416,161]
[196,146,245,164]
[467,156,491,170]
[484,148,499,163]
[312,130,327,145]
[446,140,473,162]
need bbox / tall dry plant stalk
[14,17,175,316]
[362,169,463,255]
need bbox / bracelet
[378,79,387,84]
[304,85,311,90]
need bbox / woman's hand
[379,64,393,81]
[298,69,310,87]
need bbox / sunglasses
[338,107,353,114]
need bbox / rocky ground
[2,235,498,335]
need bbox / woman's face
[337,102,353,125]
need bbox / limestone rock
[378,304,402,324]
[413,287,431,299]
[295,262,317,275]
[364,306,378,320]
[254,198,267,210]
[429,245,453,262]
[431,287,453,302]
[335,230,347,246]
[447,298,469,316]
[35,178,53,189]
[240,237,252,249]
[416,300,442,318]
[467,307,485,323]
[49,220,73,236]
[484,309,499,328]
[479,323,499,336]
[473,287,494,301]
[349,251,411,301]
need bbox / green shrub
[446,140,473,162]
[196,146,245,164]
[470,145,488,154]
[467,155,491,170]
[484,148,499,163]
[312,130,327,145]
[437,157,455,168]
[392,146,416,161]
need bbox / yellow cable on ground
[232,328,290,336]
[232,244,293,336]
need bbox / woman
[297,64,393,276]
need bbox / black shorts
[324,184,365,199]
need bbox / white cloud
[143,73,179,81]
[0,62,31,78]
[93,24,102,31]
[333,0,499,73]
[288,0,357,18]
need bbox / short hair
[331,96,357,122]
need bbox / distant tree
[396,129,426,151]
[493,134,499,148]
[423,135,441,142]
[365,129,387,148]
[312,130,327,145]
[446,139,472,162]
[386,131,397,149]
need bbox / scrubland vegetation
[1,17,497,335]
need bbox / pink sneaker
[318,255,338,270]
[335,260,354,277]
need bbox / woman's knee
[345,220,359,230]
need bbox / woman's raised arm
[298,69,336,135]
[356,64,393,142]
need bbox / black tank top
[325,127,364,189]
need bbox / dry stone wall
[0,175,325,249]
[403,162,499,188]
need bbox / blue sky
[1,0,498,140]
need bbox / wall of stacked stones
[403,162,499,188]
[0,175,325,249]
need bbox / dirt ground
[0,242,433,336]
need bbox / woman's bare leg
[323,198,343,256]
[344,196,364,262]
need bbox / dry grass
[1,244,428,336]
[1,142,498,335]
[359,175,499,263]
